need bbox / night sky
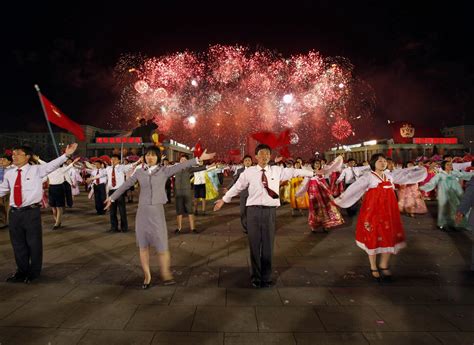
[1,1,473,140]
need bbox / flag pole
[34,84,60,157]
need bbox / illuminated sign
[413,138,458,144]
[96,137,142,144]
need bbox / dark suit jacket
[228,167,249,198]
[458,178,474,227]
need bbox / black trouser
[344,182,359,216]
[165,178,172,203]
[218,173,224,185]
[9,207,42,278]
[93,183,106,214]
[247,206,276,283]
[108,190,128,231]
[63,181,73,208]
[240,191,249,233]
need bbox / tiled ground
[0,181,472,344]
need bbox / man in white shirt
[86,159,108,215]
[214,144,314,288]
[0,143,78,283]
[0,153,13,229]
[87,154,139,232]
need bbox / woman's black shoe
[142,277,152,289]
[174,228,181,234]
[370,269,381,282]
[378,267,393,282]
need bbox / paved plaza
[0,184,473,345]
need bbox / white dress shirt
[336,166,370,184]
[99,164,134,190]
[89,168,107,185]
[47,163,75,185]
[0,154,69,207]
[223,165,314,207]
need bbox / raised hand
[200,149,216,161]
[65,143,78,156]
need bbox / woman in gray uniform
[105,146,215,288]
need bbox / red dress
[355,172,406,255]
[308,177,344,229]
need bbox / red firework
[331,119,353,140]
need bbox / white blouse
[334,166,427,208]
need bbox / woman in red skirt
[334,154,427,281]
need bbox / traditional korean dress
[335,167,427,255]
[397,183,428,214]
[297,156,344,230]
[205,169,219,200]
[279,180,291,204]
[420,170,474,228]
[329,171,344,197]
[419,168,437,200]
[289,177,310,210]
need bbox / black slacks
[108,190,128,231]
[63,181,73,207]
[93,183,107,214]
[246,206,276,283]
[9,207,43,278]
[240,190,249,233]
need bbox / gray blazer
[110,158,199,205]
[228,167,249,198]
[174,165,207,193]
[458,179,474,227]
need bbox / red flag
[251,128,291,149]
[228,149,241,156]
[277,129,291,147]
[40,94,85,141]
[279,146,291,159]
[193,141,203,158]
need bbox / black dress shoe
[261,281,275,288]
[121,229,128,233]
[251,279,261,288]
[6,273,25,283]
[23,275,38,284]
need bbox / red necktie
[261,169,279,199]
[112,166,116,187]
[95,169,99,185]
[14,169,22,207]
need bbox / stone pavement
[0,185,473,345]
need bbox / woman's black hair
[255,144,271,155]
[369,153,386,171]
[440,160,451,171]
[144,146,162,161]
[403,160,414,168]
[312,159,321,169]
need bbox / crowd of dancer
[0,143,472,288]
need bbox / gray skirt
[135,204,168,252]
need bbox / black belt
[248,205,276,209]
[10,203,42,212]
